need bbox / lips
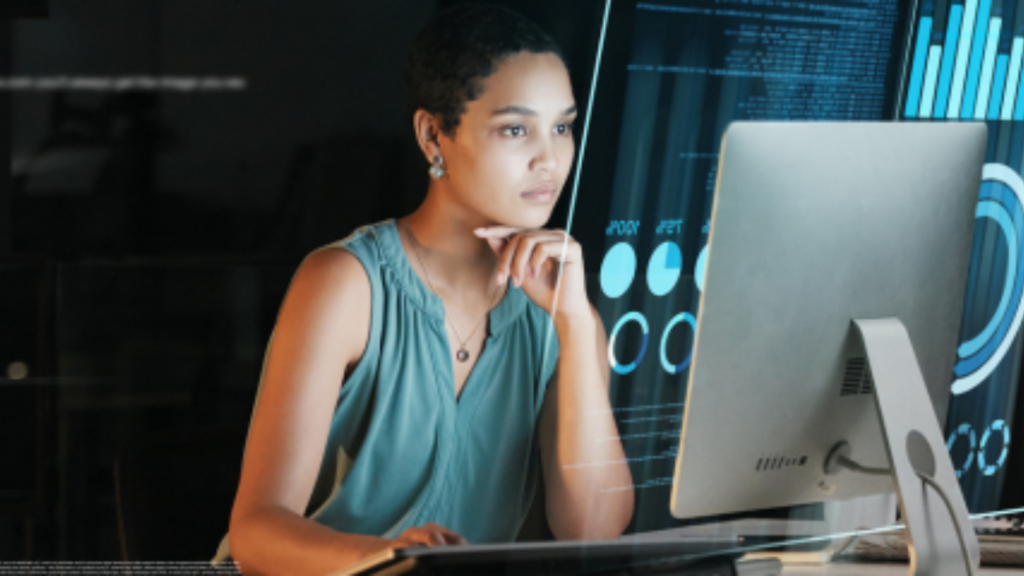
[521,184,557,202]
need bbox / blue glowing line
[934,4,963,116]
[1002,38,1024,120]
[905,17,933,117]
[962,0,994,118]
[920,46,944,117]
[545,0,612,358]
[988,54,1009,119]
[948,0,979,117]
[975,17,1002,119]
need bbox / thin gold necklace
[400,220,501,363]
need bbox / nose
[530,135,559,174]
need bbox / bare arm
[473,225,634,541]
[538,304,635,540]
[227,249,463,575]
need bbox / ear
[413,110,445,163]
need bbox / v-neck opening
[382,218,517,412]
[441,293,503,413]
[384,218,514,322]
[453,337,487,406]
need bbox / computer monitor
[570,0,919,536]
[671,121,987,573]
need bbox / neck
[399,187,500,297]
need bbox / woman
[220,5,634,574]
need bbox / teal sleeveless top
[212,218,560,565]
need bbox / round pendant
[456,349,470,362]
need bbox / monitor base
[850,318,980,576]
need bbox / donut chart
[952,164,1024,396]
[946,423,977,479]
[660,312,697,374]
[608,311,649,375]
[979,420,1011,476]
[945,420,1011,478]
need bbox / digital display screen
[904,0,1024,515]
[573,0,913,532]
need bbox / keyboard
[839,516,1024,567]
[330,536,765,575]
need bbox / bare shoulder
[278,245,372,376]
[229,245,374,540]
[292,245,370,301]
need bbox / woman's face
[437,51,577,228]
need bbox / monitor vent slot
[842,357,865,396]
[755,454,808,472]
[841,357,874,396]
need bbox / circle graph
[647,241,683,296]
[600,242,637,299]
[660,312,697,374]
[608,311,649,375]
[979,420,1011,476]
[695,245,708,292]
[952,164,1024,396]
[946,423,976,479]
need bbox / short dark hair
[404,4,566,138]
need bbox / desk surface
[780,562,1024,575]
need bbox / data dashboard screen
[904,0,1024,515]
[573,0,913,532]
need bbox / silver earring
[429,155,445,179]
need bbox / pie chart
[647,241,682,296]
[694,245,708,292]
[600,242,637,299]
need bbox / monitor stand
[834,318,980,576]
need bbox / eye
[555,122,575,135]
[501,125,526,137]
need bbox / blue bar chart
[904,1,1024,513]
[905,0,1024,120]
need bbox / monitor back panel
[671,122,987,519]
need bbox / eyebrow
[491,104,578,117]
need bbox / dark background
[0,0,607,561]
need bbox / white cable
[836,455,890,476]
[836,454,975,576]
[916,471,975,576]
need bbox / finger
[395,536,425,549]
[407,527,444,547]
[474,226,528,239]
[497,234,525,285]
[529,238,580,278]
[423,523,467,545]
[400,530,433,548]
[444,531,468,545]
[529,242,555,279]
[527,233,575,278]
[514,231,569,281]
[511,234,544,286]
[418,524,450,546]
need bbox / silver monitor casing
[670,122,986,572]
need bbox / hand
[474,226,591,321]
[391,523,467,549]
